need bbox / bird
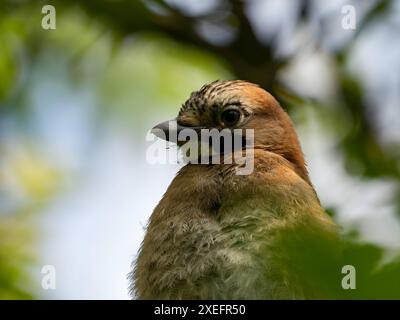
[130,80,342,299]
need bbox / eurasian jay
[131,80,339,299]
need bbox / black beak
[151,119,203,142]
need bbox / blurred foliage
[272,220,400,299]
[0,0,399,299]
[0,215,35,299]
[0,142,62,298]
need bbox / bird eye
[220,109,241,127]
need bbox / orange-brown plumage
[131,80,337,299]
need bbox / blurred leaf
[0,215,36,299]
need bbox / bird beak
[151,119,202,142]
[151,119,176,141]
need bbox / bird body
[132,80,338,299]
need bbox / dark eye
[220,109,241,127]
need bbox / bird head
[152,80,310,184]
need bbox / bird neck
[254,143,311,187]
[281,149,311,186]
